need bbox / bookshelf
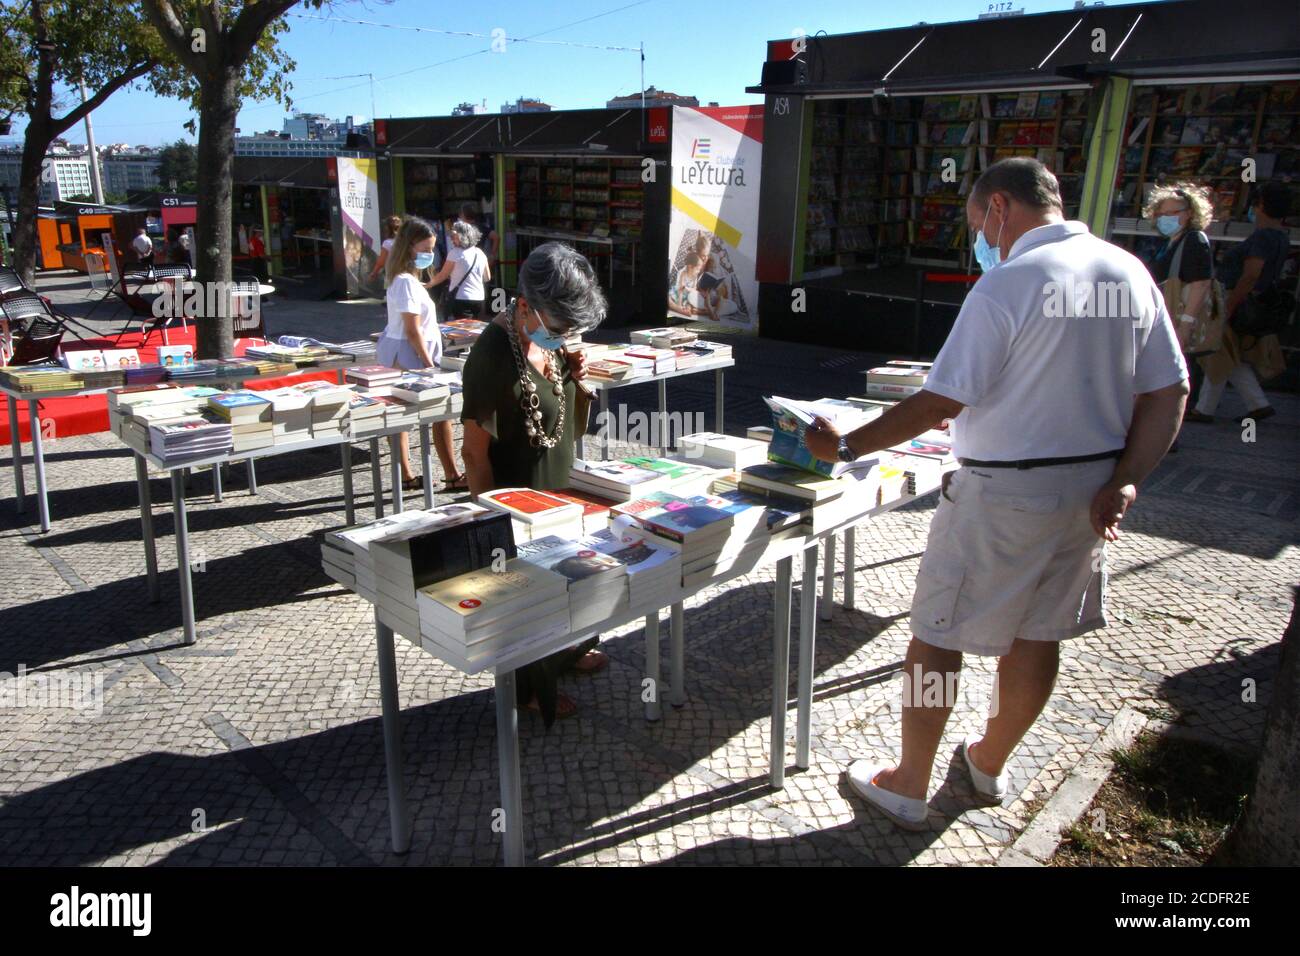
[400,157,478,223]
[802,89,1091,276]
[505,156,644,279]
[1110,78,1300,259]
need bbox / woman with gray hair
[427,219,490,318]
[461,242,608,724]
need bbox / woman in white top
[428,220,490,318]
[379,216,463,491]
[367,215,403,286]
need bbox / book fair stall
[748,0,1300,353]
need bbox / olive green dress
[461,321,595,725]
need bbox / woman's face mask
[413,250,435,270]
[518,301,566,350]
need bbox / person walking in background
[459,203,499,284]
[460,242,607,724]
[804,158,1187,830]
[131,227,155,270]
[379,216,464,492]
[1185,181,1292,424]
[368,215,403,286]
[426,220,490,318]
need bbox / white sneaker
[962,735,1008,805]
[846,760,929,831]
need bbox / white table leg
[7,397,24,513]
[420,424,434,509]
[135,454,160,602]
[796,543,819,769]
[375,616,411,854]
[599,389,610,461]
[844,526,856,610]
[820,534,835,622]
[715,369,725,434]
[246,458,258,495]
[644,611,662,722]
[212,462,223,503]
[770,556,793,789]
[341,443,355,526]
[370,438,383,519]
[390,440,403,514]
[171,470,197,645]
[657,378,668,453]
[27,400,49,533]
[669,601,686,707]
[495,667,525,867]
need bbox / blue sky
[6,0,1149,148]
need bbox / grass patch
[1051,731,1254,866]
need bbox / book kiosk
[748,0,1300,356]
[375,108,674,327]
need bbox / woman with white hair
[461,242,608,724]
[427,219,490,318]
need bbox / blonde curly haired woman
[1141,182,1215,353]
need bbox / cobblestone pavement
[0,274,1295,865]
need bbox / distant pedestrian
[131,227,154,270]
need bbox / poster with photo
[337,156,380,297]
[667,105,763,332]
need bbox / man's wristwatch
[837,436,856,463]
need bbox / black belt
[958,449,1123,470]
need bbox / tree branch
[228,0,302,63]
[141,0,204,75]
[49,61,155,137]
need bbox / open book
[763,395,882,478]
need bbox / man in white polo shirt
[805,157,1188,830]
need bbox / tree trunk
[1220,587,1299,864]
[12,119,52,288]
[194,69,240,359]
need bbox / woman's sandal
[526,692,578,720]
[571,650,609,675]
[401,475,423,492]
[441,473,469,492]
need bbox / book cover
[483,488,578,519]
[101,348,142,369]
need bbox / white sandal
[962,735,1009,805]
[847,760,929,831]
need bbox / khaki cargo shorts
[909,459,1116,657]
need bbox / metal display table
[131,414,459,646]
[583,357,734,460]
[3,358,354,533]
[366,466,952,865]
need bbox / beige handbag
[1161,233,1225,358]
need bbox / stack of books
[121,398,208,455]
[674,490,795,588]
[746,425,773,443]
[125,364,169,385]
[375,395,419,433]
[738,460,882,534]
[631,327,698,349]
[367,504,517,638]
[864,363,930,400]
[676,340,732,363]
[347,393,388,438]
[671,348,699,370]
[156,345,196,369]
[107,383,184,434]
[516,534,630,632]
[346,365,401,391]
[676,432,768,470]
[206,392,273,452]
[258,386,313,444]
[586,527,682,609]
[167,357,257,383]
[611,491,735,582]
[886,428,955,495]
[149,417,233,465]
[550,488,618,535]
[568,459,674,502]
[416,560,572,673]
[479,488,584,542]
[0,366,82,393]
[439,319,487,349]
[245,342,330,366]
[277,334,371,362]
[586,357,633,381]
[236,356,296,378]
[325,510,452,602]
[620,456,716,491]
[389,374,455,420]
[622,346,675,374]
[296,381,352,438]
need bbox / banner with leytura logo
[667,105,763,332]
[337,156,380,297]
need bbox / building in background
[0,148,97,203]
[452,101,488,116]
[235,111,372,158]
[101,148,161,195]
[606,87,699,109]
[500,97,552,114]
